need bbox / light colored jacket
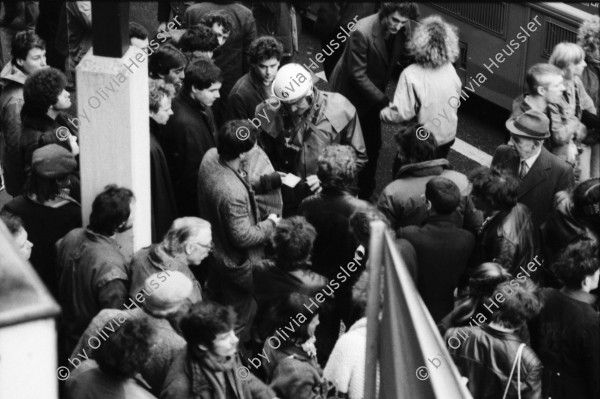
[388,63,462,145]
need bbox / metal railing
[364,221,472,399]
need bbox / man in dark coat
[226,35,283,122]
[184,1,257,128]
[398,177,475,322]
[329,3,419,199]
[161,59,221,217]
[491,109,574,230]
[299,145,370,364]
[252,2,297,64]
[149,81,177,242]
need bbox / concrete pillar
[76,46,151,255]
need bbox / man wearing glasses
[129,217,212,304]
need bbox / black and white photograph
[0,1,598,398]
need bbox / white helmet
[271,63,313,103]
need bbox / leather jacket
[541,191,599,266]
[475,203,540,276]
[446,325,542,399]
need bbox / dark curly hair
[379,2,420,20]
[249,36,284,64]
[179,25,219,53]
[271,216,317,271]
[95,317,153,377]
[552,240,600,289]
[317,145,358,193]
[180,301,236,351]
[395,123,438,165]
[149,44,187,79]
[468,166,519,211]
[22,67,67,115]
[89,185,135,236]
[490,279,541,329]
[198,11,233,34]
[265,293,318,344]
[11,30,45,64]
[183,58,222,92]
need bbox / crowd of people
[0,2,599,399]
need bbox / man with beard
[56,184,135,355]
[226,36,283,121]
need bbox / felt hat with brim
[505,109,551,140]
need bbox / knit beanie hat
[143,271,193,317]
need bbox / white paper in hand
[282,173,301,188]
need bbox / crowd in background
[0,2,599,399]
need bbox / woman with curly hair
[66,317,156,399]
[468,166,540,278]
[530,240,600,399]
[577,15,600,178]
[380,15,462,159]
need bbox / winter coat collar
[394,158,451,179]
[348,317,367,333]
[0,62,27,85]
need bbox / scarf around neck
[190,352,242,399]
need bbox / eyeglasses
[194,241,213,253]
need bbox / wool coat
[161,90,217,217]
[398,214,475,322]
[329,13,412,117]
[198,148,275,338]
[491,145,574,229]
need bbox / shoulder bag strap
[502,343,526,399]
